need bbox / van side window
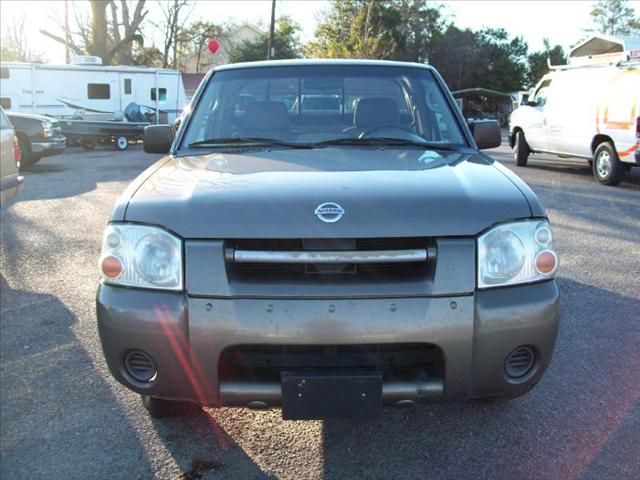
[0,67,9,79]
[151,88,167,101]
[88,84,111,99]
[124,79,132,94]
[533,80,552,107]
[0,98,11,109]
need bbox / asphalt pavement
[1,142,639,480]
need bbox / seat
[237,101,294,140]
[344,97,401,136]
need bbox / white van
[509,36,639,185]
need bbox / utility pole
[267,0,276,60]
[64,0,70,64]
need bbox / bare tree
[152,0,191,68]
[109,1,148,64]
[39,0,148,65]
[1,12,46,62]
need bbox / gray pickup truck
[97,60,560,420]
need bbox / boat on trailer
[0,56,187,150]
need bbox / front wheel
[513,130,529,167]
[141,395,201,419]
[114,136,129,151]
[593,142,625,186]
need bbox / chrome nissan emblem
[315,202,345,223]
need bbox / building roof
[181,73,206,92]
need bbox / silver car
[0,107,23,206]
[97,60,560,420]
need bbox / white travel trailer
[0,56,187,124]
[509,35,639,186]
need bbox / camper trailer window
[0,98,11,110]
[151,88,167,101]
[88,84,111,100]
[0,67,9,79]
[124,79,132,94]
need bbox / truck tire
[114,136,129,151]
[141,395,201,419]
[593,142,624,186]
[82,137,97,150]
[17,134,35,170]
[513,130,529,167]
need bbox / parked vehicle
[0,107,24,205]
[6,112,66,169]
[97,60,559,420]
[509,35,639,185]
[0,57,186,123]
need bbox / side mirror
[469,119,501,150]
[143,125,174,154]
[520,94,530,106]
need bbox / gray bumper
[97,280,560,407]
[31,137,66,155]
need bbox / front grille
[219,344,444,383]
[226,237,434,278]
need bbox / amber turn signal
[101,256,123,278]
[535,251,557,275]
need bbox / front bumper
[31,136,66,156]
[97,280,560,407]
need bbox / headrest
[242,101,291,130]
[354,97,400,129]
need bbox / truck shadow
[0,275,157,479]
[319,277,640,479]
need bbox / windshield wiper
[188,137,312,149]
[313,137,456,150]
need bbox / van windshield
[180,64,467,150]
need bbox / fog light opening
[505,346,535,379]
[124,350,157,383]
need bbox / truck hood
[123,148,533,238]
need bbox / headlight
[477,220,558,288]
[99,224,183,290]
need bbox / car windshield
[180,64,467,151]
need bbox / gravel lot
[1,142,639,480]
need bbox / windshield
[180,64,467,151]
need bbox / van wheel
[114,136,129,151]
[141,395,201,419]
[513,130,529,167]
[593,142,624,186]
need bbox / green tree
[429,27,529,92]
[527,39,566,88]
[306,0,445,60]
[590,0,640,34]
[228,17,302,63]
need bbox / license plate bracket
[281,371,383,420]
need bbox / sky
[0,0,638,64]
